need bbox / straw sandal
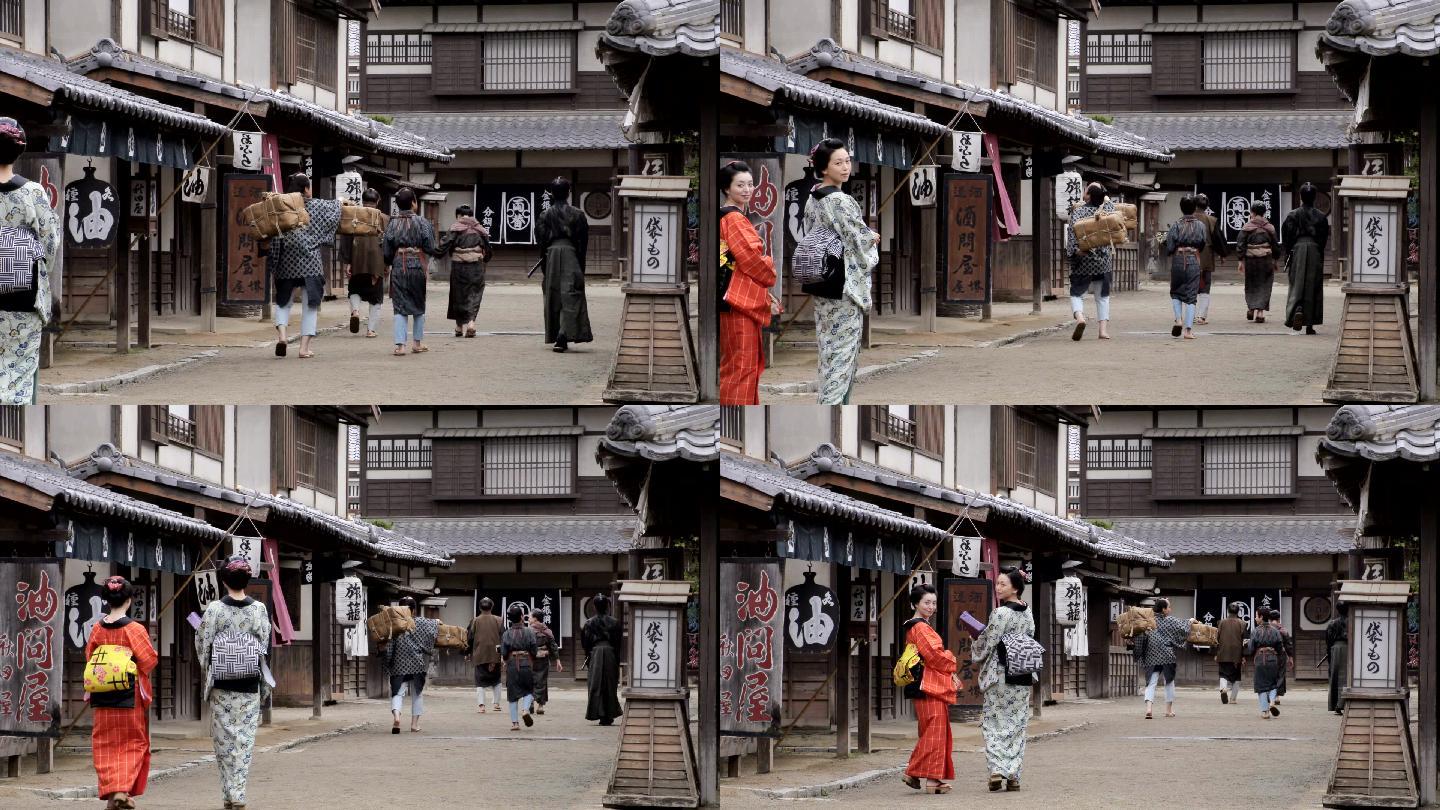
[1071,317,1086,341]
[275,340,287,357]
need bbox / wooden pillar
[1031,175,1049,315]
[834,563,852,759]
[137,164,152,350]
[1033,580,1051,713]
[1420,93,1438,402]
[200,201,217,333]
[1420,497,1439,805]
[698,98,718,402]
[34,738,51,775]
[921,205,937,332]
[857,569,872,754]
[115,160,132,354]
[312,576,325,719]
[697,474,719,806]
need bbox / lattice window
[720,0,743,39]
[294,414,339,495]
[1086,33,1151,65]
[294,9,338,89]
[0,0,21,40]
[1086,438,1152,470]
[0,406,22,448]
[1203,32,1293,91]
[1014,414,1057,495]
[482,436,574,496]
[367,32,431,64]
[483,32,573,91]
[366,437,432,470]
[193,405,224,457]
[1202,436,1294,496]
[1013,9,1057,90]
[720,407,744,447]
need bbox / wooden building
[351,0,633,281]
[1082,406,1357,686]
[1072,0,1354,280]
[1318,404,1440,805]
[357,406,646,684]
[720,0,1170,328]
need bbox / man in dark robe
[1165,195,1209,340]
[536,176,593,352]
[1326,602,1349,715]
[1281,182,1330,334]
[581,593,623,725]
[529,612,561,714]
[438,203,492,338]
[1192,193,1230,325]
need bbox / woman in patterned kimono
[806,138,878,404]
[0,118,60,404]
[718,161,780,405]
[536,177,593,353]
[973,567,1035,792]
[383,188,442,357]
[1140,597,1190,719]
[1248,610,1287,719]
[268,173,340,359]
[85,576,157,810]
[901,584,960,795]
[385,595,439,733]
[196,556,271,810]
[438,204,492,338]
[528,612,561,715]
[1165,195,1209,340]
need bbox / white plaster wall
[436,5,476,24]
[1156,410,1198,429]
[48,0,112,56]
[578,436,603,476]
[912,453,942,485]
[232,405,269,492]
[1088,64,1151,76]
[767,406,830,466]
[366,469,430,481]
[1155,5,1197,23]
[1300,3,1340,26]
[19,0,43,53]
[1204,4,1293,23]
[22,407,45,459]
[369,6,431,30]
[1088,469,1151,481]
[1088,410,1152,436]
[1299,407,1338,432]
[952,0,989,88]
[578,30,604,71]
[741,406,766,457]
[876,443,915,476]
[577,407,616,433]
[522,554,617,573]
[233,0,271,88]
[1298,436,1325,477]
[481,408,573,427]
[46,405,112,464]
[520,150,621,169]
[369,410,433,435]
[578,3,615,27]
[435,410,477,428]
[1298,31,1324,72]
[1201,408,1293,428]
[1240,149,1334,169]
[1085,6,1151,31]
[768,0,830,60]
[482,3,572,23]
[951,405,989,493]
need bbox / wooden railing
[166,8,195,40]
[869,408,917,447]
[150,408,197,447]
[884,8,916,40]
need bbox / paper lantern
[334,575,365,627]
[1055,574,1084,627]
[1055,170,1083,220]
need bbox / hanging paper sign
[952,534,983,578]
[952,130,982,173]
[194,569,220,611]
[720,559,783,736]
[335,171,364,205]
[63,570,105,651]
[783,571,838,654]
[1055,575,1084,628]
[232,131,262,171]
[232,536,262,573]
[1055,170,1084,220]
[63,167,118,249]
[910,165,938,208]
[1021,155,1035,180]
[180,166,211,204]
[335,575,365,626]
[128,179,149,229]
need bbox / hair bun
[105,576,124,590]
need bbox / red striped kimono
[719,209,775,405]
[905,619,958,782]
[85,617,157,801]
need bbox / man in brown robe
[468,597,505,712]
[1193,193,1230,325]
[1215,601,1248,705]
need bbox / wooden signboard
[939,174,992,316]
[943,577,992,720]
[720,154,784,301]
[719,559,783,737]
[0,559,64,778]
[223,173,272,305]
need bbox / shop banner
[1056,575,1084,628]
[335,576,365,626]
[0,559,63,738]
[777,520,917,574]
[943,576,992,717]
[232,131,262,171]
[952,131,982,173]
[778,112,915,171]
[53,521,194,574]
[952,533,982,578]
[194,569,220,612]
[1194,185,1288,245]
[720,558,783,736]
[222,173,271,305]
[783,570,838,654]
[180,166,211,204]
[1193,587,1284,627]
[474,588,563,639]
[62,117,194,169]
[910,165,938,207]
[473,185,555,246]
[941,174,993,309]
[64,570,104,652]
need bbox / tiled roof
[1323,0,1440,57]
[789,444,1173,567]
[1108,517,1357,557]
[422,426,585,439]
[0,450,230,543]
[602,0,720,57]
[1143,426,1305,439]
[388,112,630,152]
[722,450,954,544]
[600,405,720,463]
[722,46,951,137]
[386,516,639,557]
[68,39,452,162]
[70,445,453,567]
[1107,112,1354,152]
[1321,405,1440,463]
[0,44,226,137]
[788,39,1172,162]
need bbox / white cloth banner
[180,167,210,203]
[232,536,262,573]
[344,624,369,659]
[232,131,262,171]
[952,534,982,578]
[952,130,982,173]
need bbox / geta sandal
[989,774,1004,792]
[275,340,287,357]
[902,774,921,790]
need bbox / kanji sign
[942,174,992,308]
[180,167,211,204]
[1352,606,1400,689]
[232,131,262,171]
[952,130,982,173]
[631,201,680,284]
[1193,588,1283,629]
[473,185,553,246]
[64,168,118,249]
[475,589,562,640]
[720,559,783,736]
[194,569,220,611]
[1055,170,1083,220]
[335,171,364,206]
[223,174,272,304]
[910,165,938,208]
[630,606,679,689]
[1055,575,1084,627]
[334,576,365,626]
[944,577,992,716]
[232,537,262,574]
[952,534,982,578]
[784,571,838,654]
[1351,201,1400,284]
[0,560,63,738]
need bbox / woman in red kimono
[85,576,157,809]
[901,583,961,794]
[719,161,780,405]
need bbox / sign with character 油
[720,559,783,736]
[784,570,838,654]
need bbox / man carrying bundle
[1215,602,1249,705]
[267,173,341,360]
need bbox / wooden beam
[82,67,271,116]
[312,572,325,719]
[834,563,852,760]
[803,471,990,521]
[805,67,991,119]
[719,74,775,108]
[700,97,718,402]
[857,568,873,754]
[0,74,55,108]
[719,478,775,513]
[1032,176,1049,314]
[137,163,152,350]
[116,159,132,355]
[81,472,271,522]
[1419,89,1438,401]
[698,471,719,806]
[0,479,56,514]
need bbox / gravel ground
[4,686,621,808]
[724,686,1341,809]
[41,283,636,404]
[763,282,1355,404]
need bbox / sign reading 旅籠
[0,560,63,738]
[335,576,365,627]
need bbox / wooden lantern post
[1323,580,1418,808]
[604,579,699,809]
[1325,175,1420,403]
[604,176,700,404]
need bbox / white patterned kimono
[196,598,272,807]
[805,188,876,405]
[973,601,1036,780]
[0,178,59,404]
